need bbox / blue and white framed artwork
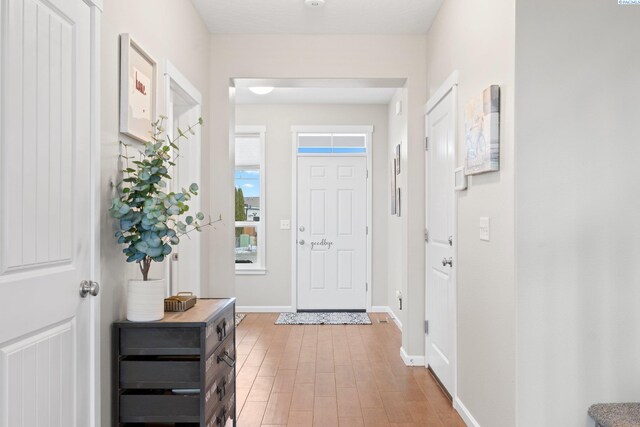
[464,85,500,175]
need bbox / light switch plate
[280,219,291,230]
[479,217,490,241]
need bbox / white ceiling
[190,0,444,34]
[235,87,398,105]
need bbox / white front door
[0,0,98,425]
[297,156,367,310]
[426,87,456,394]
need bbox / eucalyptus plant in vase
[110,117,218,321]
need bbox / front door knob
[79,280,100,298]
[298,239,305,245]
[441,258,453,267]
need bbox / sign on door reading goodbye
[311,239,334,250]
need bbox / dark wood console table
[113,298,236,427]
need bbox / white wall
[425,0,516,425]
[387,89,408,325]
[208,35,427,354]
[100,1,210,425]
[515,1,640,425]
[235,103,389,309]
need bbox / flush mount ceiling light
[248,86,275,95]
[305,0,325,8]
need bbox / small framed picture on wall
[390,161,397,215]
[120,34,157,142]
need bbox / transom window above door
[235,126,266,274]
[297,131,367,154]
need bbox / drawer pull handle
[217,350,235,368]
[216,408,227,426]
[216,379,227,401]
[216,319,227,341]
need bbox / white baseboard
[370,306,402,331]
[400,346,425,366]
[236,306,293,313]
[391,314,402,331]
[454,396,481,427]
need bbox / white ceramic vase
[127,279,165,322]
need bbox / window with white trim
[235,127,266,274]
[297,132,367,154]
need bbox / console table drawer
[120,327,201,355]
[119,392,200,423]
[205,367,235,420]
[120,358,200,389]
[205,304,235,355]
[206,394,235,427]
[206,331,236,387]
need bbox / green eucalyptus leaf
[134,241,149,253]
[146,246,163,257]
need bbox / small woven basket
[164,292,197,312]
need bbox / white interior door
[0,0,99,425]
[166,72,202,297]
[297,156,367,310]
[426,87,456,394]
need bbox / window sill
[235,268,267,276]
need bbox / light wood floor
[234,312,465,427]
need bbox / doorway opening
[164,61,203,297]
[231,78,406,313]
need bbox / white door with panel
[297,156,367,310]
[0,0,99,426]
[426,87,456,395]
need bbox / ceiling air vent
[305,0,325,8]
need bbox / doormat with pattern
[275,312,371,325]
[235,313,246,327]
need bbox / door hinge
[425,136,429,151]
[424,228,429,242]
[366,282,368,292]
[366,226,369,235]
[366,169,369,178]
[425,320,429,334]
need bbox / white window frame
[235,126,267,275]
